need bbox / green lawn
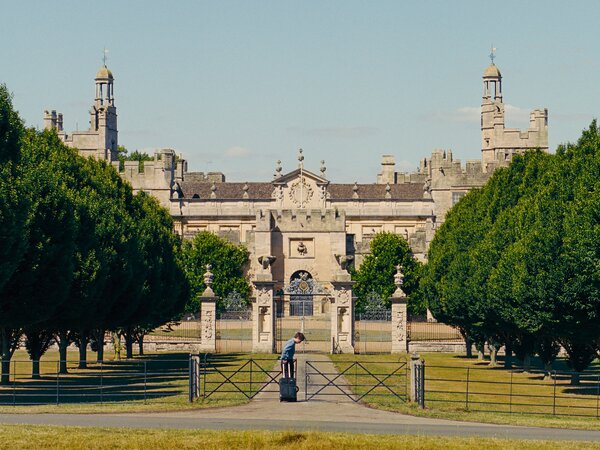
[331,353,600,430]
[0,351,277,413]
[0,425,596,450]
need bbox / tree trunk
[571,372,580,385]
[138,334,144,356]
[58,331,69,374]
[112,333,121,360]
[1,328,11,385]
[543,362,553,380]
[504,341,513,370]
[522,353,531,372]
[124,329,134,359]
[78,332,88,369]
[477,342,485,361]
[464,335,473,358]
[96,329,105,363]
[490,347,498,367]
[31,359,40,379]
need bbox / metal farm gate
[354,292,392,354]
[216,291,253,352]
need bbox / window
[452,192,466,205]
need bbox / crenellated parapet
[271,209,346,232]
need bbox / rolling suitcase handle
[280,358,297,379]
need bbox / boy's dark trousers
[282,359,295,379]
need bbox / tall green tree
[421,188,490,356]
[118,192,189,358]
[0,85,29,295]
[552,123,600,382]
[181,231,250,313]
[352,232,423,314]
[0,129,78,383]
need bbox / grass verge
[0,425,597,450]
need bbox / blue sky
[2,1,598,181]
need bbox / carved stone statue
[297,242,307,256]
[257,255,276,270]
[423,178,432,199]
[335,254,355,272]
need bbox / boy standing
[280,332,305,378]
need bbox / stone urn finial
[202,264,215,296]
[274,160,282,179]
[393,265,406,297]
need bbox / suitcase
[279,377,299,402]
[279,359,299,402]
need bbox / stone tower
[44,63,118,162]
[480,58,548,171]
[481,61,503,165]
[90,64,118,161]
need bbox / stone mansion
[44,59,548,319]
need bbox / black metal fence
[0,358,189,405]
[424,364,600,417]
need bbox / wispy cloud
[396,159,418,172]
[426,104,530,126]
[120,129,160,138]
[288,126,379,139]
[224,146,252,158]
[425,106,478,124]
[553,112,595,123]
[504,104,530,125]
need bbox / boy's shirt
[281,337,295,361]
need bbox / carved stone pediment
[272,168,329,209]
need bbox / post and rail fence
[0,358,189,406]
[422,364,600,418]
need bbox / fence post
[304,361,308,402]
[56,361,60,406]
[202,354,207,399]
[596,375,600,418]
[189,354,201,402]
[552,371,557,416]
[509,370,513,414]
[144,360,148,403]
[409,352,420,402]
[100,362,103,404]
[12,361,16,406]
[418,360,425,409]
[249,359,253,398]
[188,355,193,403]
[465,367,470,411]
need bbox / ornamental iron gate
[216,291,252,353]
[355,291,392,354]
[276,274,332,353]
